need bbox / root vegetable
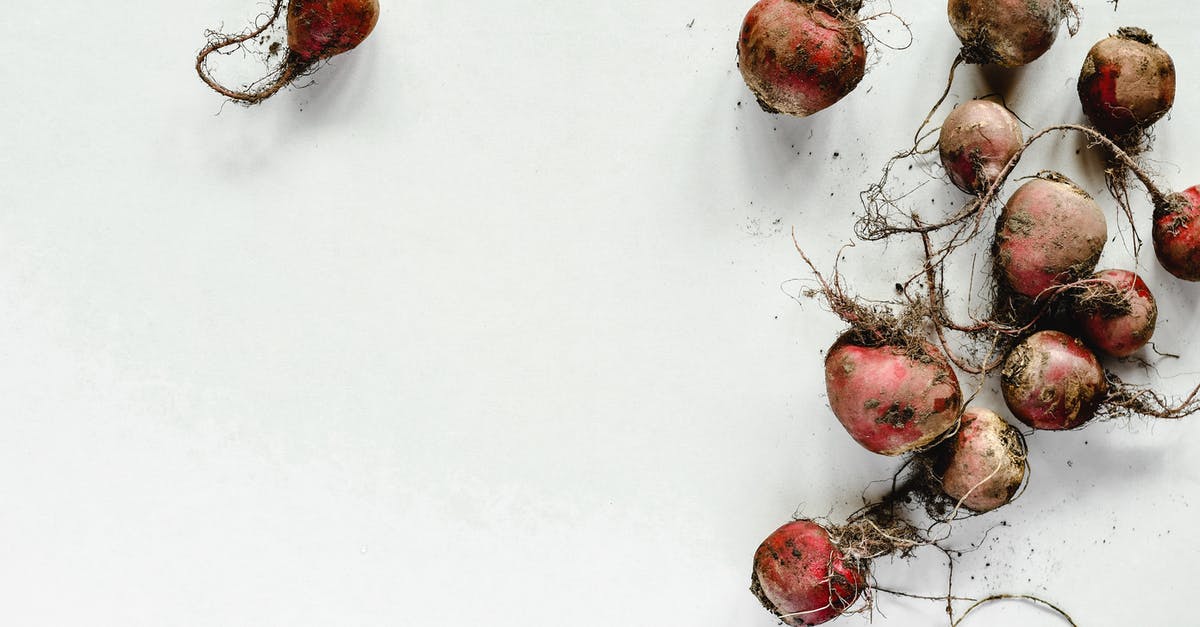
[751,519,865,626]
[938,100,1024,195]
[1078,27,1175,142]
[1001,330,1107,430]
[947,0,1070,67]
[737,0,867,117]
[197,0,380,104]
[935,408,1026,512]
[1153,185,1200,281]
[994,174,1106,299]
[825,332,962,455]
[1072,269,1157,358]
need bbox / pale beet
[1073,269,1157,358]
[1078,27,1175,141]
[939,100,1023,194]
[994,174,1106,299]
[825,333,962,456]
[1001,330,1107,430]
[751,520,865,626]
[947,0,1068,67]
[1153,185,1200,281]
[197,0,380,104]
[936,408,1026,512]
[737,0,867,117]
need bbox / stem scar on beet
[196,0,380,105]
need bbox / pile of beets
[737,1,1193,624]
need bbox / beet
[197,0,380,104]
[938,100,1024,195]
[947,0,1069,67]
[751,519,865,625]
[737,0,867,117]
[1078,27,1175,141]
[824,332,962,455]
[1073,269,1157,358]
[994,174,1106,299]
[936,407,1026,512]
[1001,330,1107,430]
[1153,185,1200,281]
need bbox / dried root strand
[196,0,310,105]
[1101,372,1200,420]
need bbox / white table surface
[1,1,1196,625]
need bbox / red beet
[994,174,1106,299]
[1073,269,1157,358]
[288,0,381,63]
[1153,185,1200,281]
[1078,27,1175,141]
[751,520,865,626]
[825,333,962,456]
[1001,330,1107,430]
[737,0,867,117]
[197,0,380,104]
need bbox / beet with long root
[197,0,380,104]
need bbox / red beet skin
[1154,186,1200,281]
[825,334,962,456]
[288,0,381,63]
[737,0,866,117]
[994,176,1106,298]
[1075,269,1157,358]
[1078,27,1175,139]
[752,520,864,626]
[1002,331,1107,430]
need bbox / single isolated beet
[1072,269,1157,358]
[947,0,1072,67]
[197,0,380,104]
[1153,185,1200,281]
[994,173,1106,299]
[938,100,1024,195]
[825,332,962,456]
[1078,27,1175,143]
[737,0,867,117]
[751,519,866,625]
[1001,330,1107,430]
[935,407,1027,512]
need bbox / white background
[1,1,1197,625]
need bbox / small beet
[1073,269,1157,358]
[1078,27,1175,141]
[197,0,380,104]
[994,174,1106,299]
[1153,186,1200,281]
[938,100,1023,195]
[825,332,962,456]
[1001,330,1107,430]
[751,519,865,626]
[936,407,1027,512]
[737,0,867,117]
